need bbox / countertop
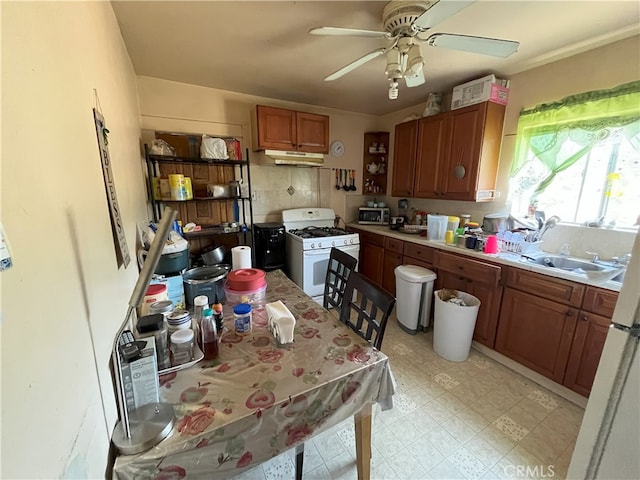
[348,224,622,293]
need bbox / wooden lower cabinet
[382,250,403,295]
[563,311,610,396]
[359,240,384,286]
[495,288,578,383]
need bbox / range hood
[264,150,324,167]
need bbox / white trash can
[395,265,437,334]
[433,289,481,362]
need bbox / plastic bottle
[201,308,219,360]
[233,303,252,335]
[212,301,224,334]
[192,295,209,347]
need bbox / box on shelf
[451,74,509,110]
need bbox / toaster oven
[358,207,390,225]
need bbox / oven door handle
[303,249,334,257]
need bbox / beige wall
[136,76,381,224]
[1,2,146,478]
[376,35,639,256]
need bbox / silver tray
[158,344,204,376]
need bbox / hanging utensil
[334,169,340,190]
[342,169,350,191]
[350,170,357,191]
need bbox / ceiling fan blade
[309,27,390,38]
[405,68,425,88]
[412,0,475,32]
[427,33,520,58]
[324,48,387,81]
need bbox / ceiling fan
[309,0,519,99]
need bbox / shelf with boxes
[144,132,253,258]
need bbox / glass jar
[149,300,175,320]
[170,328,194,366]
[136,313,170,370]
[233,303,252,335]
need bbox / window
[509,81,640,229]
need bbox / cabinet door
[296,112,329,153]
[382,250,403,296]
[256,105,296,151]
[496,288,578,383]
[414,113,448,198]
[359,242,384,286]
[391,120,418,197]
[441,103,483,200]
[563,311,610,397]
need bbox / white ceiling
[112,1,640,116]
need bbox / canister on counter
[170,328,194,366]
[140,284,168,317]
[233,303,252,335]
[136,313,170,370]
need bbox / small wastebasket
[395,265,437,334]
[433,289,481,362]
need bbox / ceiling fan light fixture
[384,48,402,79]
[407,43,423,74]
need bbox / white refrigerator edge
[568,230,640,479]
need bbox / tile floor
[235,313,584,480]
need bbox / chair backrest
[323,247,358,312]
[339,271,396,350]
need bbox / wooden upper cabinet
[414,114,448,197]
[296,111,330,152]
[442,102,505,201]
[390,101,505,202]
[391,120,418,197]
[255,105,329,153]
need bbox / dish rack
[497,237,542,254]
[400,225,428,234]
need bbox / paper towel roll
[231,246,252,270]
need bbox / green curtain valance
[511,80,640,178]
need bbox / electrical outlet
[251,191,257,201]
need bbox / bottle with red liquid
[200,308,218,360]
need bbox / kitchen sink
[523,253,625,283]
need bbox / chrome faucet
[586,251,600,262]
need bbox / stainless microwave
[358,207,390,225]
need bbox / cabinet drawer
[384,237,404,254]
[434,251,501,287]
[582,287,618,317]
[403,242,434,264]
[505,267,585,307]
[350,229,384,247]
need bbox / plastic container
[167,309,192,335]
[224,282,267,306]
[395,265,437,334]
[170,328,195,366]
[484,235,499,254]
[200,308,219,360]
[233,303,252,335]
[140,284,168,317]
[149,300,175,320]
[433,290,481,362]
[136,313,170,370]
[427,215,448,241]
[447,216,460,233]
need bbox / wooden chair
[339,271,396,350]
[296,271,396,478]
[323,247,358,313]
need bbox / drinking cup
[484,235,499,254]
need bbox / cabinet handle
[566,310,574,317]
[581,315,588,322]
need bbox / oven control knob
[343,239,348,245]
[349,238,354,244]
[311,243,315,249]
[331,241,335,247]
[318,242,323,248]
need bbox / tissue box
[451,74,509,110]
[120,337,160,412]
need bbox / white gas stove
[282,208,360,304]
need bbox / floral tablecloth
[114,270,396,479]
